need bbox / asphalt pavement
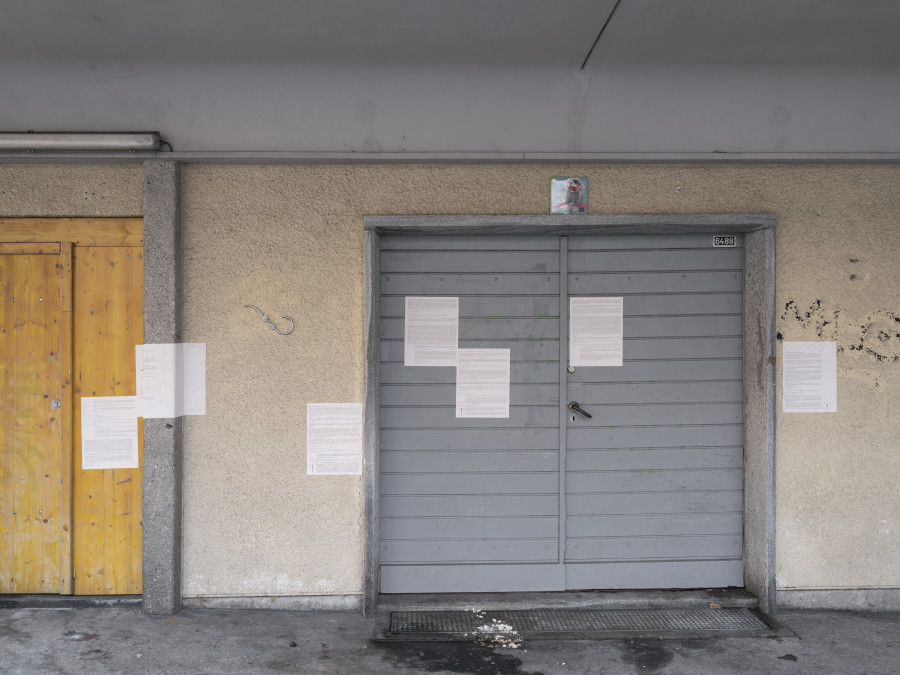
[1,605,898,674]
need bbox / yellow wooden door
[1,219,144,595]
[0,245,70,593]
[72,247,144,594]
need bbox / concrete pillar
[141,160,184,615]
[742,226,777,614]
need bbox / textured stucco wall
[0,164,143,216]
[181,164,900,597]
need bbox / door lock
[568,401,592,419]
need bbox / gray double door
[379,233,744,593]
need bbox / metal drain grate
[390,608,770,635]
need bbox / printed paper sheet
[456,348,510,418]
[783,341,837,413]
[570,297,624,367]
[306,403,363,475]
[404,297,458,366]
[81,396,139,470]
[136,343,207,418]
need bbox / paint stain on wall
[779,300,900,388]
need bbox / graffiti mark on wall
[779,300,900,388]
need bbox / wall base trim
[777,589,900,611]
[183,595,362,611]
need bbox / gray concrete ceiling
[2,0,900,67]
[0,0,615,67]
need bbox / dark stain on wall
[780,300,900,365]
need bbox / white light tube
[0,132,160,151]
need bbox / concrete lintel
[142,160,184,615]
[184,595,362,611]
[364,213,775,234]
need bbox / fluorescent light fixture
[0,132,160,151]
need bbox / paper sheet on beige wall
[782,342,837,413]
[306,403,363,475]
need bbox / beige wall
[182,164,900,596]
[3,163,899,597]
[0,164,142,216]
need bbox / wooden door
[1,219,143,595]
[0,244,71,593]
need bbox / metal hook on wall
[245,304,295,335]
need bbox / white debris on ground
[467,611,523,649]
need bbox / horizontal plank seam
[381,512,743,519]
[383,467,742,474]
[382,247,743,253]
[382,314,740,318]
[382,292,742,297]
[384,269,742,275]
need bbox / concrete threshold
[0,594,141,609]
[377,588,758,613]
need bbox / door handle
[568,401,592,419]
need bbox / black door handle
[568,401,592,419]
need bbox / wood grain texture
[58,244,74,594]
[0,243,61,255]
[72,246,143,594]
[0,219,143,247]
[0,254,63,593]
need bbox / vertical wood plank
[0,255,12,591]
[0,253,62,593]
[37,254,62,592]
[58,243,74,594]
[13,256,33,590]
[73,247,102,593]
[72,246,143,594]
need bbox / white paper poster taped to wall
[456,348,510,418]
[181,343,207,416]
[404,297,458,366]
[570,297,624,367]
[81,396,140,469]
[307,403,363,475]
[136,343,207,418]
[783,342,837,413]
